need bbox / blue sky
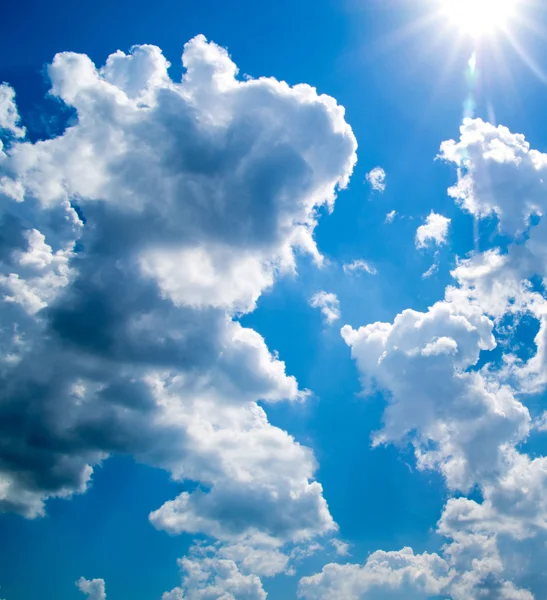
[2,0,547,599]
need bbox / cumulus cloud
[433,119,547,596]
[335,118,547,598]
[77,578,106,600]
[162,543,273,600]
[340,277,545,596]
[310,291,341,324]
[440,118,547,392]
[385,209,397,223]
[440,118,546,236]
[176,547,268,600]
[415,211,450,249]
[342,293,530,491]
[343,259,377,275]
[366,166,386,192]
[0,34,356,557]
[299,537,534,600]
[299,547,451,600]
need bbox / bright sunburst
[441,0,520,38]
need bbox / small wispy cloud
[366,166,386,193]
[310,291,341,324]
[385,210,397,224]
[343,259,377,276]
[422,256,440,279]
[331,539,351,556]
[534,411,547,431]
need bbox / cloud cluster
[9,32,547,600]
[440,118,547,391]
[0,35,357,577]
[91,544,271,600]
[298,540,533,600]
[337,292,535,597]
[324,119,547,598]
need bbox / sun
[441,0,519,38]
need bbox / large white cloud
[440,118,547,236]
[298,537,534,600]
[0,33,356,558]
[341,294,530,492]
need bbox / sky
[2,0,547,598]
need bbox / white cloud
[415,211,450,249]
[0,33,356,555]
[421,335,459,356]
[91,546,272,600]
[343,259,377,275]
[299,547,451,600]
[366,166,386,192]
[342,294,530,492]
[310,291,341,324]
[300,522,535,599]
[216,534,290,577]
[290,542,324,562]
[162,589,184,600]
[440,119,547,394]
[8,27,547,600]
[533,411,547,431]
[331,539,350,556]
[170,545,268,600]
[440,118,547,236]
[333,118,547,599]
[77,578,106,600]
[385,210,397,223]
[422,260,439,279]
[0,83,25,138]
[0,229,73,314]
